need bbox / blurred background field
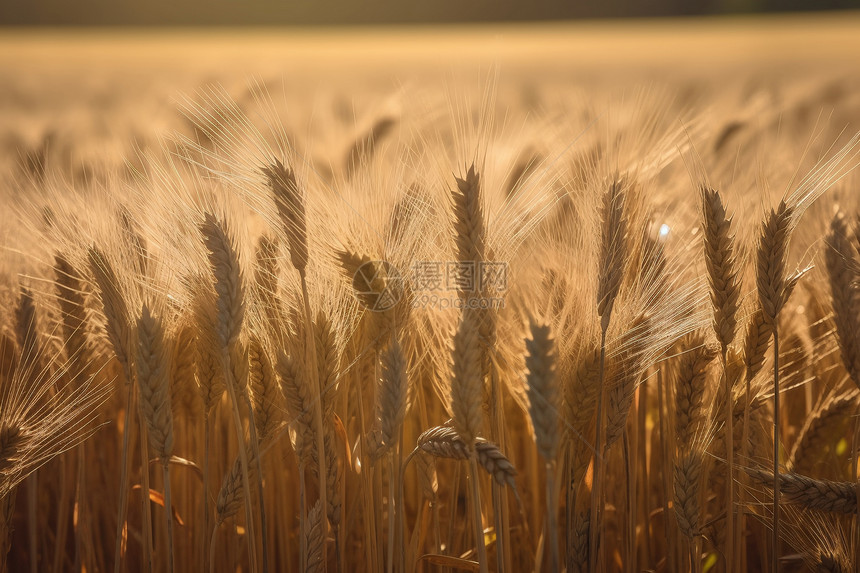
[1,13,860,185]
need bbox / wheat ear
[370,332,411,462]
[313,313,343,562]
[675,449,705,573]
[191,285,227,572]
[745,467,857,514]
[248,336,282,442]
[739,303,772,571]
[702,186,741,350]
[254,234,284,338]
[564,346,599,567]
[674,334,717,451]
[565,349,599,486]
[605,312,650,449]
[370,332,410,573]
[276,346,316,572]
[449,309,484,449]
[524,320,560,572]
[567,510,590,573]
[305,500,325,573]
[416,426,517,489]
[526,321,560,462]
[135,304,175,573]
[264,159,308,274]
[826,211,860,389]
[449,307,487,573]
[674,450,704,540]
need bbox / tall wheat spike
[591,175,629,573]
[200,212,262,573]
[701,185,741,568]
[267,159,329,573]
[755,199,797,572]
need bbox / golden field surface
[2,14,860,572]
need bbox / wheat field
[2,14,860,573]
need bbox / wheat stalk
[591,175,629,573]
[200,212,262,573]
[273,165,330,573]
[248,335,282,441]
[755,200,796,572]
[701,185,741,566]
[450,163,511,572]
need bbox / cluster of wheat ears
[2,82,860,573]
